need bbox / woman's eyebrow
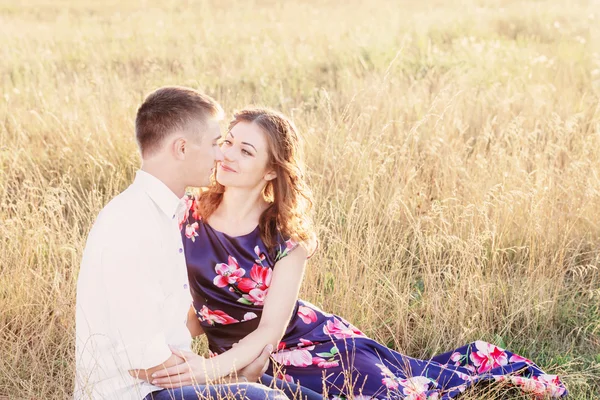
[227,131,256,152]
[241,142,257,152]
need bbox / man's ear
[264,169,277,182]
[172,136,186,160]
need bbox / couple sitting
[75,86,567,399]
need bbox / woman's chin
[215,174,231,187]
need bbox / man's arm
[100,238,174,372]
[129,306,205,383]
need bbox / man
[74,86,287,400]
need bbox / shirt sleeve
[100,237,172,370]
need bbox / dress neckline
[204,220,260,239]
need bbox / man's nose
[221,146,235,162]
[214,146,225,162]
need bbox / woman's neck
[217,186,268,225]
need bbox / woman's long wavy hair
[195,108,315,255]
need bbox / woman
[156,108,567,399]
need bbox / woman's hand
[150,347,208,388]
[150,344,274,388]
[236,343,273,382]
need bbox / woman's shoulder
[273,234,301,262]
[274,228,319,262]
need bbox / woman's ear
[264,169,277,181]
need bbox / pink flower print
[243,312,257,321]
[450,351,463,366]
[509,353,533,364]
[296,339,315,351]
[285,239,297,251]
[213,256,245,288]
[242,287,268,306]
[453,371,474,381]
[323,317,362,339]
[332,396,372,400]
[398,376,435,400]
[277,341,286,351]
[382,377,399,390]
[271,348,313,367]
[469,341,508,374]
[454,371,477,382]
[185,222,199,241]
[275,372,294,383]
[533,374,566,397]
[510,376,547,396]
[338,316,365,336]
[376,363,399,390]
[198,305,239,325]
[312,346,340,369]
[348,323,365,337]
[298,305,318,324]
[298,338,314,347]
[191,200,202,221]
[455,384,467,393]
[238,264,272,293]
[312,357,339,368]
[254,245,266,262]
[178,195,195,229]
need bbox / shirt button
[183,283,188,289]
[178,248,183,253]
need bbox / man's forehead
[188,116,221,138]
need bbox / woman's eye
[242,149,252,156]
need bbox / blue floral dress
[180,200,567,399]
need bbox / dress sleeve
[273,233,298,262]
[273,233,318,261]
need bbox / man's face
[183,117,224,187]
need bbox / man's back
[74,171,192,400]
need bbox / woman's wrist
[224,373,248,383]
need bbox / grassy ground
[1,0,599,398]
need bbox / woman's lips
[219,163,237,173]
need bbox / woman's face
[216,121,276,189]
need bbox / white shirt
[75,170,193,400]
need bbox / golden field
[1,0,599,398]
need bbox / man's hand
[236,344,273,382]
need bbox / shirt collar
[134,170,181,218]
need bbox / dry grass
[1,0,599,398]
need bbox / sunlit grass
[1,0,599,398]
